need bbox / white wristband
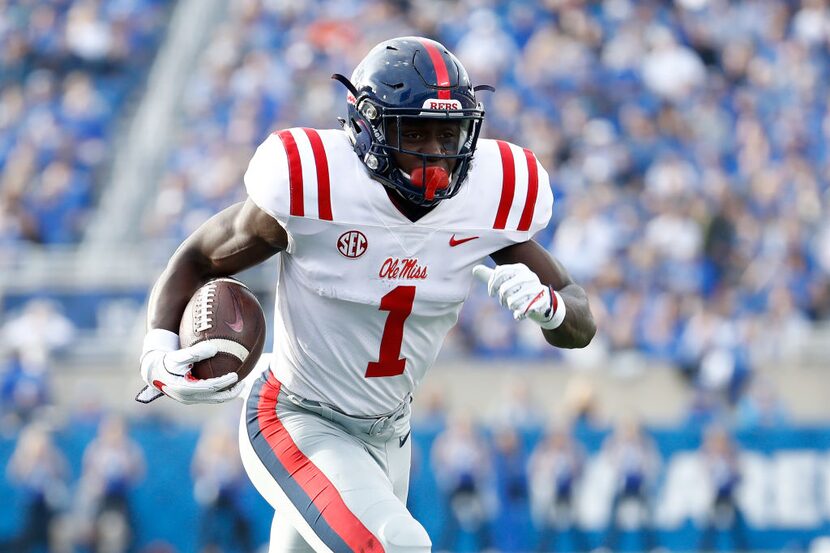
[141,328,180,357]
[139,329,180,379]
[540,289,566,330]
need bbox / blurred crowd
[0,416,146,553]
[137,0,830,403]
[0,408,251,553]
[424,412,751,553]
[0,0,172,257]
[0,0,825,404]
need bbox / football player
[136,37,596,553]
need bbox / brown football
[179,278,266,387]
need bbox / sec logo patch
[337,230,368,258]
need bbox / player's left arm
[481,240,596,349]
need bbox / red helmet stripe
[418,38,451,99]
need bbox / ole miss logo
[379,257,428,280]
[337,230,367,258]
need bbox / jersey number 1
[365,286,415,378]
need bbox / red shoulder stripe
[493,140,515,230]
[517,148,539,232]
[301,128,333,221]
[276,130,303,216]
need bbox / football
[179,277,266,386]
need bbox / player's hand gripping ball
[136,278,266,405]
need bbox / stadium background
[2,0,830,551]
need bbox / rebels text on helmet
[421,98,462,111]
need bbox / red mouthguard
[410,166,450,201]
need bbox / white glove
[473,263,566,329]
[135,329,244,405]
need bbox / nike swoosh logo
[399,430,411,448]
[449,234,479,247]
[227,291,244,333]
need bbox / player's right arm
[147,198,286,332]
[137,198,286,405]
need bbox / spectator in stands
[562,377,604,434]
[489,380,545,432]
[0,422,69,553]
[602,417,661,552]
[192,419,253,553]
[697,424,746,552]
[685,387,730,431]
[27,159,90,244]
[412,386,448,432]
[735,376,790,430]
[431,415,494,552]
[678,294,751,404]
[702,190,742,295]
[1,298,75,364]
[0,348,50,429]
[641,25,706,101]
[528,422,587,553]
[491,425,532,552]
[0,299,74,428]
[76,415,146,553]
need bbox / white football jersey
[244,128,553,415]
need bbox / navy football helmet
[333,37,492,206]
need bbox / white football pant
[239,371,431,553]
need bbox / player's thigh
[240,374,430,553]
